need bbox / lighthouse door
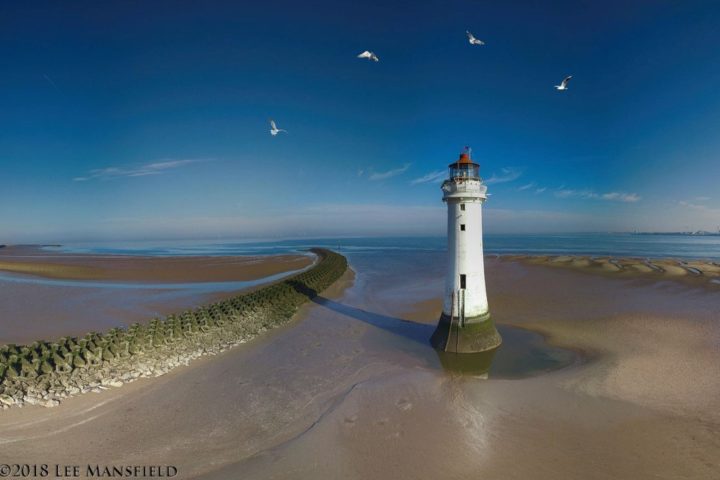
[460,274,467,289]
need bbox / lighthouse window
[460,204,465,211]
[460,274,467,289]
[460,224,466,231]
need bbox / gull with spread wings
[555,75,572,91]
[466,31,485,46]
[357,50,379,62]
[269,119,286,136]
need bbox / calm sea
[49,233,720,260]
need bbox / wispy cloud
[411,170,446,185]
[554,188,589,199]
[74,159,206,182]
[368,163,410,181]
[517,182,536,191]
[678,200,707,210]
[519,182,548,194]
[484,167,523,185]
[677,195,718,211]
[600,192,640,202]
[43,73,61,93]
[675,201,720,230]
[554,188,640,203]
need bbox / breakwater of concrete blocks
[0,248,348,409]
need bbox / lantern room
[448,148,479,180]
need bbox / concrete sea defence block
[0,248,348,409]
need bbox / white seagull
[466,31,485,46]
[555,75,572,91]
[357,50,379,62]
[269,119,286,136]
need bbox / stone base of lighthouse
[430,311,502,354]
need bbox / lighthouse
[430,147,502,353]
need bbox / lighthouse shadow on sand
[288,281,578,378]
[312,293,498,376]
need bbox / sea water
[48,233,720,260]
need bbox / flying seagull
[555,75,572,91]
[466,31,485,46]
[357,50,379,62]
[269,119,286,136]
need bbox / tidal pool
[433,325,580,378]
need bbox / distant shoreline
[4,234,720,264]
[0,245,312,283]
[631,231,720,236]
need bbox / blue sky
[1,0,719,242]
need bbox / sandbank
[0,245,312,282]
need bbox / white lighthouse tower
[430,147,502,353]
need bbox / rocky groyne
[0,248,348,410]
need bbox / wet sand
[506,253,720,288]
[0,245,312,282]
[0,256,718,479]
[0,246,312,345]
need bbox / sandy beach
[0,246,312,345]
[0,245,312,282]
[0,253,718,479]
[506,253,720,289]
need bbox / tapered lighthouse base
[430,312,502,353]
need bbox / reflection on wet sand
[434,348,496,377]
[312,295,578,378]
